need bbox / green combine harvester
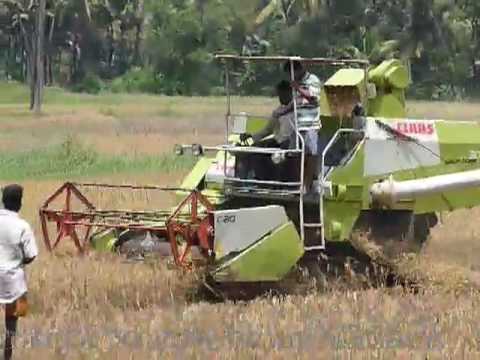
[40,55,480,294]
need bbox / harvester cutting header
[40,54,480,291]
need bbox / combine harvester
[40,55,480,294]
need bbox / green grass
[3,81,480,122]
[0,138,196,180]
[0,81,274,109]
[0,81,152,106]
[0,82,31,104]
[0,81,226,106]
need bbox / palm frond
[255,0,280,26]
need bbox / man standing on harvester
[240,61,322,189]
[284,60,322,193]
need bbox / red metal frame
[39,182,95,254]
[39,182,215,267]
[166,190,214,267]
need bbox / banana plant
[255,0,321,26]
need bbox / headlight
[174,144,184,156]
[192,144,203,157]
[271,152,286,165]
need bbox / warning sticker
[364,119,441,176]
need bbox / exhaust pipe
[370,169,480,207]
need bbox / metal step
[212,145,303,155]
[303,223,323,228]
[225,177,302,187]
[229,188,302,200]
[304,245,326,251]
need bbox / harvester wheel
[115,230,170,258]
[413,212,438,246]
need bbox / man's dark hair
[276,80,291,93]
[276,80,292,105]
[2,184,23,212]
[283,60,304,73]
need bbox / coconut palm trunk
[32,0,46,113]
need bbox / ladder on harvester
[219,130,326,252]
[303,128,366,251]
[297,127,324,252]
[220,126,366,252]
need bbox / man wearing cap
[0,184,38,359]
[283,60,322,193]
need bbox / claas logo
[395,122,435,136]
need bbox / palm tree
[4,0,36,103]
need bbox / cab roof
[215,54,369,67]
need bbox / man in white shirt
[0,184,38,360]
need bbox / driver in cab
[240,80,294,149]
[237,80,295,180]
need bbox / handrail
[225,177,302,187]
[215,54,370,66]
[207,145,303,154]
[319,129,365,248]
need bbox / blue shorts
[299,129,319,155]
[291,129,328,156]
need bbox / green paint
[212,222,304,282]
[179,157,214,190]
[176,156,223,204]
[436,120,480,161]
[368,94,406,118]
[246,117,269,134]
[319,59,409,119]
[320,68,366,118]
[325,69,366,87]
[90,229,117,251]
[368,59,409,89]
[367,60,408,117]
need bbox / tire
[413,213,438,246]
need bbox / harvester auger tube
[370,169,480,208]
[355,169,480,267]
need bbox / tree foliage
[1,0,480,99]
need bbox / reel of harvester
[39,181,307,299]
[39,182,215,268]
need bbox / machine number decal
[217,215,236,224]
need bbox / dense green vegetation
[1,1,480,100]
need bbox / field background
[2,82,480,358]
